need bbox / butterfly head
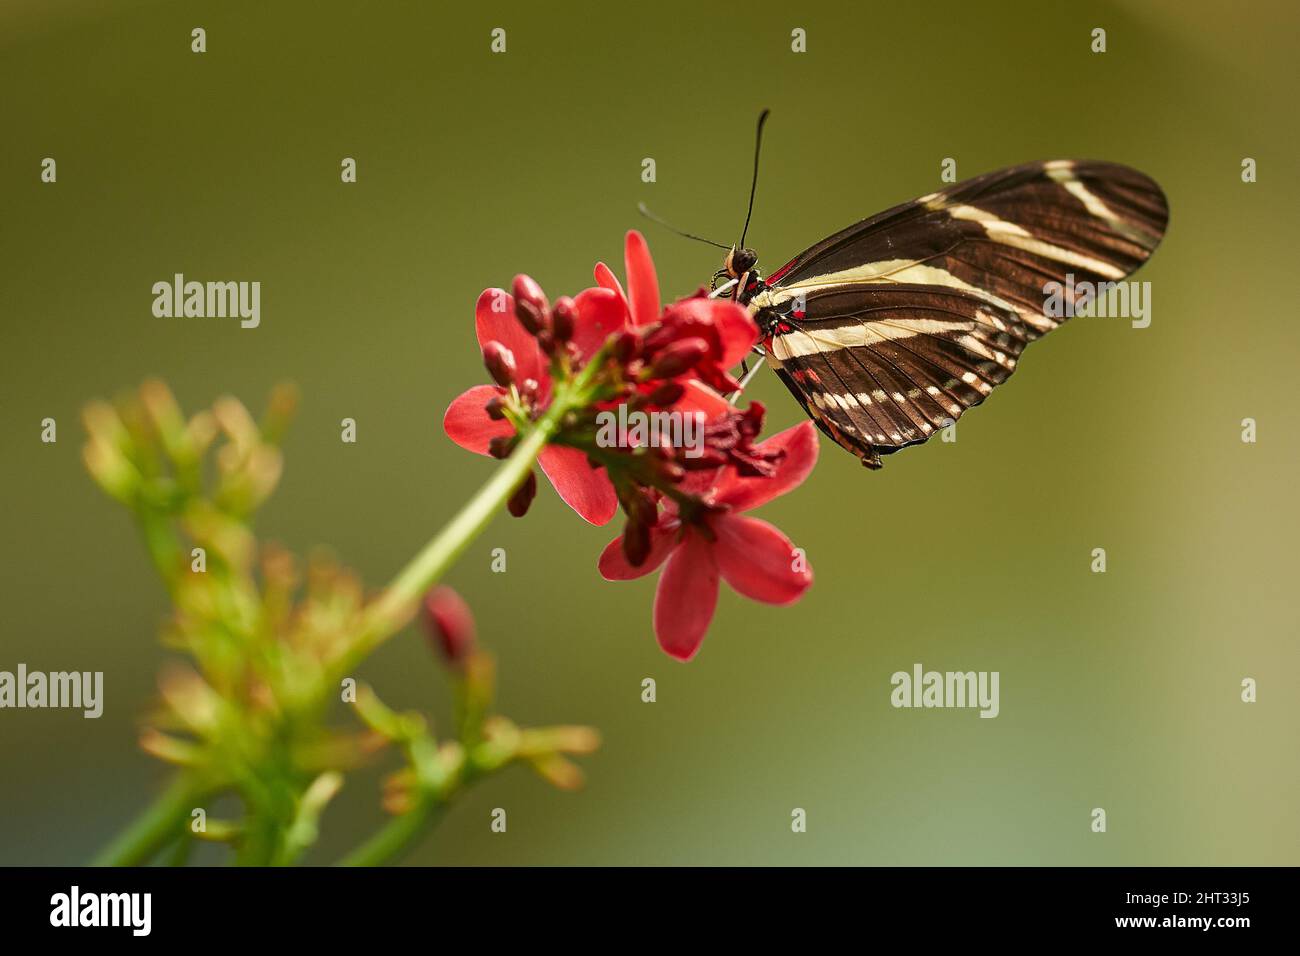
[724,245,758,279]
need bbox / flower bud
[528,753,585,792]
[513,275,549,333]
[647,337,710,378]
[551,296,576,343]
[423,586,476,665]
[622,518,652,567]
[507,470,537,517]
[618,487,655,526]
[482,342,518,387]
[516,299,547,336]
[611,330,640,363]
[484,394,509,420]
[642,314,720,359]
[488,434,517,459]
[647,380,685,406]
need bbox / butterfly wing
[752,160,1168,467]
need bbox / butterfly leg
[727,356,766,402]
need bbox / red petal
[712,515,812,605]
[572,287,627,360]
[475,288,542,384]
[713,421,820,511]
[593,261,628,312]
[652,529,719,661]
[597,523,678,580]
[624,231,660,327]
[664,298,759,368]
[674,380,736,420]
[537,445,618,525]
[443,385,514,455]
[713,302,760,368]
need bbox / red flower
[597,421,819,661]
[443,284,623,525]
[596,231,759,393]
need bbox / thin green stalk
[338,374,593,673]
[363,408,558,632]
[337,798,447,867]
[91,775,199,867]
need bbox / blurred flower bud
[551,296,576,343]
[628,489,657,527]
[482,342,518,387]
[528,753,585,791]
[423,586,477,665]
[622,518,652,566]
[513,275,549,334]
[647,380,685,406]
[648,337,709,378]
[487,434,517,459]
[611,330,640,363]
[484,394,508,420]
[518,725,602,756]
[82,439,140,504]
[507,470,537,517]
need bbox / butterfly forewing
[752,159,1169,467]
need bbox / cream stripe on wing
[1045,162,1159,249]
[767,317,975,361]
[763,260,1050,327]
[945,203,1127,279]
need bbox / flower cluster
[82,381,597,866]
[445,232,818,660]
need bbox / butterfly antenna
[637,202,731,250]
[739,108,770,248]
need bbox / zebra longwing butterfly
[655,113,1170,469]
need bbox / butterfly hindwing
[765,285,1029,467]
[752,159,1168,466]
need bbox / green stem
[338,382,583,673]
[336,798,447,867]
[91,776,199,867]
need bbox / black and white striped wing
[751,160,1168,467]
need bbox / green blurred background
[2,0,1296,865]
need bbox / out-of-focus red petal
[652,529,719,661]
[593,261,628,312]
[664,298,759,368]
[675,380,735,420]
[597,523,678,580]
[713,421,820,511]
[714,302,760,368]
[572,287,627,360]
[624,231,660,327]
[712,515,812,605]
[443,385,514,455]
[537,445,618,525]
[475,288,542,384]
